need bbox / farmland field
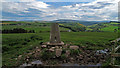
[87,22,120,32]
[100,26,118,32]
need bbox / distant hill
[52,19,111,26]
[2,19,119,26]
[86,21,120,32]
[110,21,120,23]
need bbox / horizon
[0,18,119,22]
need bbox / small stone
[86,50,90,54]
[53,56,56,58]
[60,47,62,49]
[42,42,48,45]
[102,60,105,62]
[81,46,86,49]
[56,49,62,57]
[63,60,66,63]
[49,48,55,52]
[63,44,68,49]
[18,55,22,58]
[78,54,83,60]
[31,60,43,65]
[70,46,79,50]
[51,47,55,49]
[36,46,39,49]
[55,46,59,49]
[28,53,33,55]
[32,51,35,54]
[37,49,41,52]
[70,57,74,62]
[26,59,29,61]
[34,53,40,58]
[19,63,32,68]
[27,56,30,58]
[65,50,70,57]
[15,58,17,60]
[35,50,38,53]
[41,45,47,48]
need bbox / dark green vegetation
[1,21,120,66]
[53,19,110,26]
[87,22,120,32]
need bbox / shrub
[22,41,27,45]
[70,49,80,55]
[2,46,10,53]
[61,54,67,60]
[41,50,55,60]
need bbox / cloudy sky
[1,0,119,21]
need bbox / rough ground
[18,44,110,67]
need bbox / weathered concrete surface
[44,23,64,46]
[50,23,61,43]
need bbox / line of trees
[59,25,86,32]
[1,28,35,33]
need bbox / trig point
[50,23,61,43]
[45,23,64,46]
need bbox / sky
[2,0,96,2]
[1,0,120,21]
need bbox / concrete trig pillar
[50,23,61,43]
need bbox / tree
[114,29,117,32]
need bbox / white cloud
[2,0,37,2]
[2,0,119,21]
[28,1,50,9]
[2,1,50,14]
[60,0,119,21]
[20,0,36,2]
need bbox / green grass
[61,32,118,45]
[100,26,119,32]
[2,32,118,66]
[2,33,49,66]
[2,22,70,33]
[2,21,120,66]
[87,22,120,32]
[110,22,120,25]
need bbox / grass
[100,26,119,32]
[61,32,118,45]
[2,32,118,66]
[2,24,70,33]
[2,21,120,66]
[87,22,120,32]
[110,22,120,25]
[2,33,49,66]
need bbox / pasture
[1,21,120,66]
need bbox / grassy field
[1,21,120,66]
[87,22,120,32]
[2,22,70,33]
[100,26,118,32]
[2,33,49,66]
[2,32,118,66]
